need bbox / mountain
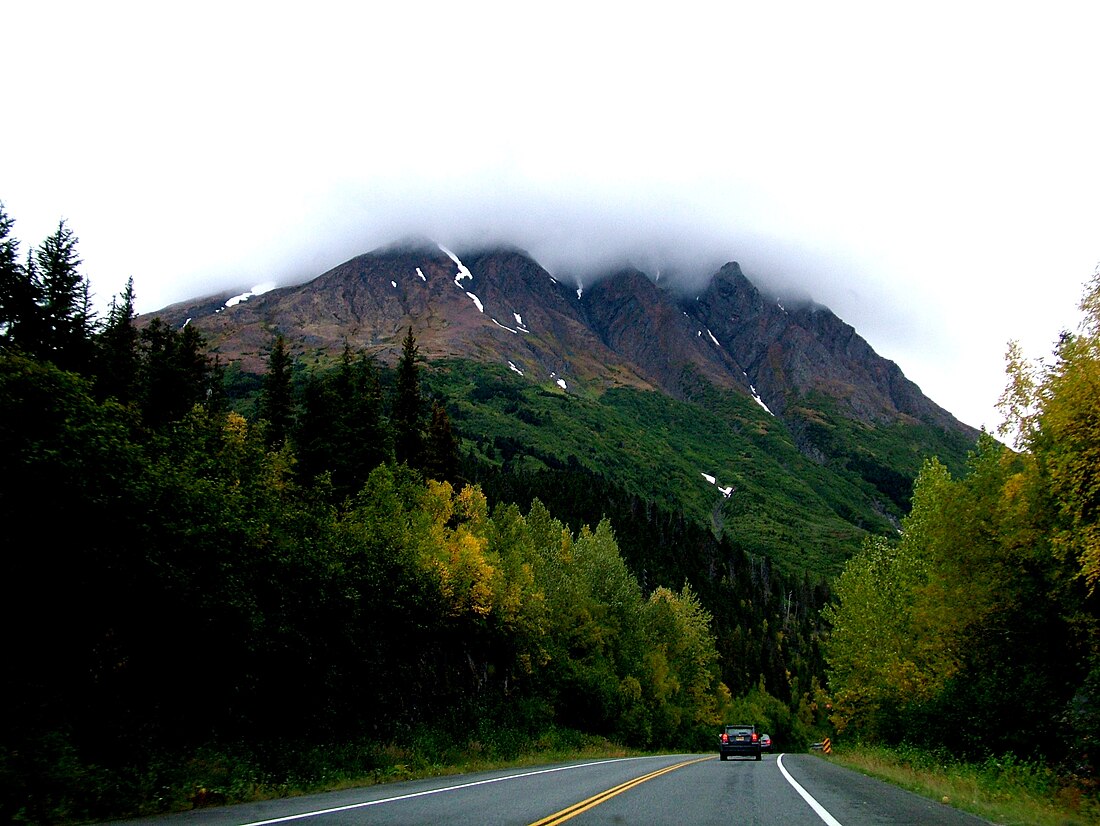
[147,239,981,574]
[156,240,974,434]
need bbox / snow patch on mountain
[439,244,473,286]
[750,386,773,415]
[701,472,735,498]
[224,281,276,308]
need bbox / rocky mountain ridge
[149,239,978,443]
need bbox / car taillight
[752,733,759,742]
[721,733,729,743]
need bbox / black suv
[718,723,762,760]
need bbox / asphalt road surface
[112,753,993,826]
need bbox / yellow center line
[527,756,711,826]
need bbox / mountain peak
[374,235,442,256]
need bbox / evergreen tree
[206,354,229,420]
[392,326,424,466]
[294,344,389,500]
[35,219,95,371]
[258,333,295,447]
[423,398,459,483]
[138,317,213,428]
[95,277,140,403]
[295,369,340,486]
[0,203,43,352]
[345,347,389,474]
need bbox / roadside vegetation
[822,271,1100,819]
[28,726,644,820]
[829,744,1100,826]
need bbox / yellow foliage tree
[1002,270,1100,592]
[418,479,496,618]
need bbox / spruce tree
[95,277,140,403]
[35,219,95,371]
[258,334,295,447]
[392,326,424,467]
[138,317,213,428]
[0,203,43,351]
[294,344,390,499]
[295,372,335,483]
[346,348,389,475]
[424,398,459,484]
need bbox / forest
[2,202,1097,821]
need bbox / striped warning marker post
[822,737,832,754]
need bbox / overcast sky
[4,1,1098,432]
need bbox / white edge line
[237,757,657,826]
[777,753,844,826]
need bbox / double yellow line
[528,756,711,825]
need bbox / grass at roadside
[40,727,645,824]
[284,731,642,797]
[827,743,1099,826]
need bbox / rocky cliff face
[148,240,978,441]
[691,263,966,431]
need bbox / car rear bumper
[719,745,761,757]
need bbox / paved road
[111,753,993,825]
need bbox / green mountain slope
[422,359,977,576]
